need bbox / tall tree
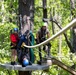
[70,0,76,70]
[18,0,34,75]
[70,0,76,53]
[43,0,47,20]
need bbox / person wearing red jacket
[10,28,19,65]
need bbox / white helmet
[43,22,48,27]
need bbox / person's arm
[36,32,40,44]
[47,29,51,47]
[47,29,50,38]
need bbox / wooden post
[18,0,34,75]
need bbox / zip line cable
[24,19,76,48]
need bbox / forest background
[0,0,76,75]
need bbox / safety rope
[24,19,76,48]
[28,33,50,57]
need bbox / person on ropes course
[10,28,19,65]
[17,16,34,67]
[36,22,51,65]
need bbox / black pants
[38,42,51,62]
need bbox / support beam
[52,57,76,75]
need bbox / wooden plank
[0,63,14,70]
[0,63,49,71]
[14,64,49,71]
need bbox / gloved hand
[21,42,26,47]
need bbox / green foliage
[0,0,76,75]
[0,23,18,75]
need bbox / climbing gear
[29,31,35,63]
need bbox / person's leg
[47,43,51,57]
[14,49,17,62]
[11,49,17,65]
[17,49,22,63]
[11,49,14,62]
[37,47,43,65]
[11,45,18,65]
[39,47,42,62]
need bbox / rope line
[24,19,76,48]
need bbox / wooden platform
[0,63,49,71]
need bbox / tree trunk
[18,0,34,75]
[43,0,47,21]
[70,0,76,72]
[70,0,76,53]
[30,0,34,30]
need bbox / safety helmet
[42,22,48,27]
[14,28,18,32]
[22,59,29,66]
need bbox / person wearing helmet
[17,30,33,67]
[36,22,51,65]
[10,28,19,65]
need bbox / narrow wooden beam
[52,58,76,75]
